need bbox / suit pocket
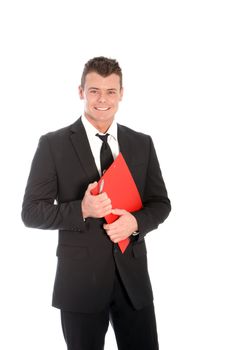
[56,244,88,260]
[132,240,147,258]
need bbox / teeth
[96,107,109,111]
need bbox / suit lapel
[70,120,133,183]
[70,118,100,182]
[117,124,133,165]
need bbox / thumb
[86,181,98,194]
[111,208,127,216]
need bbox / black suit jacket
[22,117,171,313]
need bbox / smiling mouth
[95,107,110,111]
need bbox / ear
[119,87,124,101]
[79,85,84,100]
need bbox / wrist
[131,215,138,233]
[81,200,88,220]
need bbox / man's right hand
[81,182,112,220]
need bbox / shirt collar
[81,115,118,140]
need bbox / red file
[91,153,143,253]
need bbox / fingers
[104,228,128,243]
[104,221,125,243]
[93,197,112,217]
[86,181,98,194]
[103,211,138,243]
[82,182,112,219]
[86,182,110,202]
[98,192,110,203]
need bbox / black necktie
[96,133,114,174]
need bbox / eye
[89,89,98,94]
[108,90,116,95]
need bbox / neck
[96,125,110,133]
[84,114,113,134]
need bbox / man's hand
[81,182,112,219]
[103,209,138,243]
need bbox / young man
[22,57,171,350]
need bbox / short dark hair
[81,56,122,88]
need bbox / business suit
[22,117,171,347]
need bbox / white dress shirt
[81,115,120,176]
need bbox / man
[22,56,171,350]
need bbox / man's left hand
[103,209,138,243]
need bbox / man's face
[79,72,123,132]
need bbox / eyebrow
[88,87,118,91]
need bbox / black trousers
[60,270,159,350]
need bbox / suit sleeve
[21,135,86,232]
[132,136,171,241]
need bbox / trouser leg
[110,271,159,350]
[60,308,109,350]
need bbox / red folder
[91,153,142,253]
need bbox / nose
[98,92,107,103]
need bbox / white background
[0,0,232,349]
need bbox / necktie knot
[96,133,109,144]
